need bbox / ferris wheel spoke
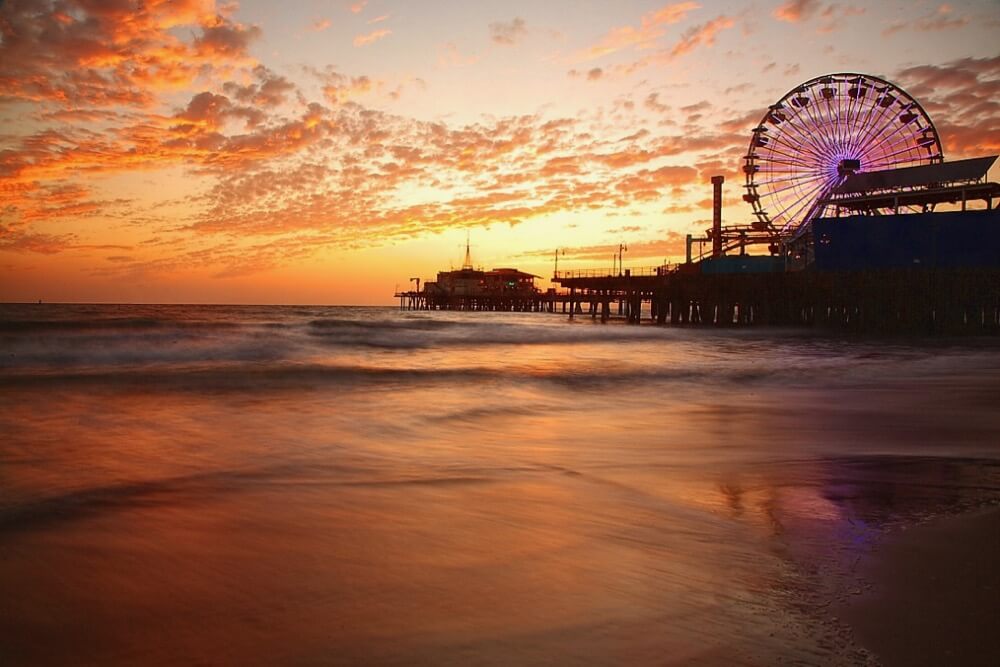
[785,88,839,158]
[857,111,935,165]
[772,178,832,229]
[750,172,826,188]
[765,129,830,166]
[757,170,827,182]
[858,126,927,167]
[755,149,831,171]
[801,94,842,158]
[761,172,828,193]
[808,80,842,148]
[786,181,842,221]
[817,84,840,153]
[772,109,838,163]
[760,178,830,205]
[841,85,870,163]
[760,119,833,160]
[844,79,874,156]
[849,106,895,161]
[832,79,852,149]
[759,138,837,167]
[859,137,914,167]
[758,145,831,170]
[848,83,901,157]
[757,138,824,165]
[865,136,924,166]
[860,124,919,163]
[865,140,930,168]
[757,164,830,179]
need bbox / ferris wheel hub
[838,158,861,177]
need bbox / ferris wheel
[743,73,943,234]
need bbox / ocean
[2,303,999,665]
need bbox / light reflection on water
[2,304,1000,664]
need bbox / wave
[0,358,820,394]
[0,362,501,388]
[309,317,459,331]
[305,318,694,350]
[0,317,244,332]
[0,335,292,370]
[5,306,999,386]
[0,463,543,533]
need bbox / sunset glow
[1,0,998,304]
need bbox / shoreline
[838,505,1000,666]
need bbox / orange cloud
[518,235,689,262]
[615,165,699,200]
[306,66,376,104]
[579,2,701,61]
[773,0,822,23]
[606,14,736,77]
[194,16,261,58]
[0,226,76,254]
[896,55,1000,158]
[0,1,754,280]
[670,15,734,57]
[0,0,260,107]
[223,66,295,107]
[353,29,391,47]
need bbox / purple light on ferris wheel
[743,73,943,234]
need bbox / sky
[1,0,998,305]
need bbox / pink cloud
[489,18,528,46]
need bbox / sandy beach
[841,506,1000,666]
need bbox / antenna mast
[462,231,474,270]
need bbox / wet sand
[841,506,1000,666]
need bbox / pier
[553,264,1000,333]
[395,261,1000,333]
[395,74,1000,334]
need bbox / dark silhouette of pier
[395,69,1000,336]
[554,265,1000,333]
[396,260,1000,333]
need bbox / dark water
[2,303,999,665]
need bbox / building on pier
[396,237,545,311]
